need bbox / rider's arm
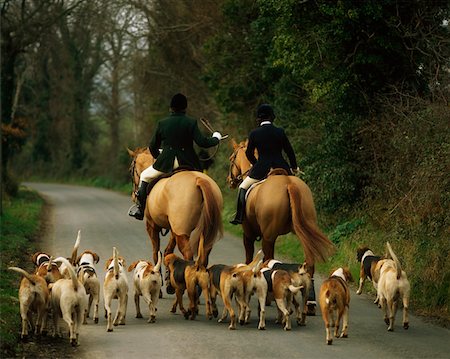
[192,120,220,148]
[149,122,162,158]
[245,133,257,165]
[282,131,298,170]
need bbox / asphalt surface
[24,182,450,359]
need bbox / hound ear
[105,258,113,270]
[93,253,100,264]
[128,261,139,272]
[31,252,39,265]
[344,267,354,282]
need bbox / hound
[9,267,50,339]
[378,242,410,331]
[128,252,162,323]
[103,247,129,332]
[319,267,353,345]
[76,250,101,324]
[50,257,88,346]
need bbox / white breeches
[140,157,180,183]
[239,176,259,190]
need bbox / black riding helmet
[256,104,275,122]
[170,93,188,112]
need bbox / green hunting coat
[149,112,219,173]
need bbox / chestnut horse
[128,147,223,266]
[227,140,335,266]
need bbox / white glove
[292,167,304,176]
[212,132,222,140]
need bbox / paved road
[25,183,450,359]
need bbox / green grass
[0,187,44,357]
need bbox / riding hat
[170,93,188,111]
[256,104,275,121]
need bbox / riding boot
[306,279,317,316]
[230,188,247,225]
[128,181,149,220]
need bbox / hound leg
[223,294,236,330]
[402,294,409,329]
[186,281,198,320]
[340,306,349,338]
[275,298,291,330]
[118,293,128,325]
[19,302,29,339]
[135,292,143,318]
[93,290,99,324]
[60,305,76,346]
[323,311,333,345]
[257,288,267,330]
[201,284,213,320]
[105,295,113,332]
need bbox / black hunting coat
[246,123,297,180]
[149,112,219,173]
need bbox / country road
[24,183,449,359]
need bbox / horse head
[227,139,252,189]
[127,147,155,200]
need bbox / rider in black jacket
[230,104,299,225]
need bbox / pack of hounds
[9,230,410,347]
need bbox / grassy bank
[0,187,45,357]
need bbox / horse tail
[287,183,335,264]
[196,177,223,258]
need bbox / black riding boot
[307,279,316,316]
[128,181,149,220]
[230,188,247,225]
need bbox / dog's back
[319,267,352,344]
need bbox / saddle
[246,168,291,200]
[146,166,199,195]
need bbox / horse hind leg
[175,234,193,260]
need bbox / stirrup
[229,215,243,225]
[128,204,144,220]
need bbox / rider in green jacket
[129,93,222,220]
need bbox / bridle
[228,144,250,188]
[129,155,139,197]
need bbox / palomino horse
[227,139,335,266]
[128,147,223,266]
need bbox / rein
[129,155,139,196]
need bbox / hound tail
[287,182,336,264]
[289,284,304,294]
[386,242,402,280]
[69,229,81,265]
[113,247,119,280]
[154,251,162,273]
[8,267,37,285]
[54,257,79,290]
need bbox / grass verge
[1,187,44,357]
